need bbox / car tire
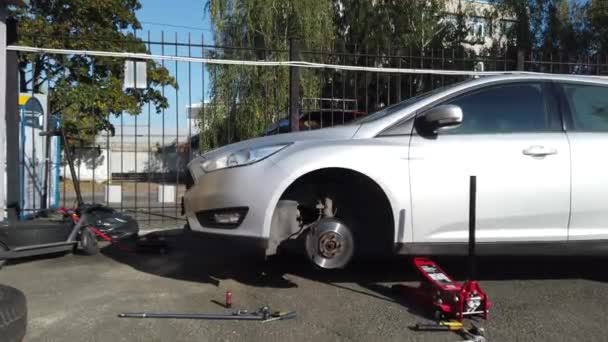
[80,227,99,255]
[0,284,27,342]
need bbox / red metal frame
[59,206,134,253]
[411,257,490,321]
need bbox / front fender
[264,140,411,243]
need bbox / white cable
[7,45,608,79]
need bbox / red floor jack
[410,176,491,322]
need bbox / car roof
[468,73,608,85]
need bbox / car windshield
[352,80,472,124]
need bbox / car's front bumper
[183,159,288,241]
[183,224,268,250]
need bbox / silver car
[184,74,608,269]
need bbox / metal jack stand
[408,176,491,321]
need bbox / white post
[0,7,7,219]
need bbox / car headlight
[201,143,291,172]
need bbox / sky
[111,0,214,136]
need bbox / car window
[435,82,561,134]
[353,80,473,125]
[561,83,608,132]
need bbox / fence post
[1,5,22,218]
[517,49,525,71]
[0,6,7,217]
[289,37,300,132]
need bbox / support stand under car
[408,176,491,341]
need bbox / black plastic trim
[184,227,268,249]
[413,79,562,137]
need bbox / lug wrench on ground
[118,306,296,322]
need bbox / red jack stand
[408,176,491,321]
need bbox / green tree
[332,0,465,107]
[542,0,591,57]
[588,0,608,53]
[10,0,176,144]
[203,0,335,149]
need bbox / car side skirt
[395,240,608,256]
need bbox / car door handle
[523,145,558,157]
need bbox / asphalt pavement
[2,230,608,342]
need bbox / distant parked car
[263,108,368,135]
[184,74,608,269]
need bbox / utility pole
[288,37,300,132]
[0,0,28,219]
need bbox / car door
[408,81,570,244]
[557,81,608,241]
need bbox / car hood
[196,125,361,161]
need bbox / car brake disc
[305,217,355,269]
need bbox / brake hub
[318,232,343,258]
[305,217,355,269]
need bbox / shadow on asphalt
[99,228,608,320]
[98,228,608,320]
[101,228,608,286]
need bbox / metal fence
[13,31,608,231]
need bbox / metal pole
[468,175,477,280]
[0,6,7,218]
[119,312,265,320]
[517,49,525,71]
[3,11,20,220]
[288,37,300,132]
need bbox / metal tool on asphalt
[118,306,296,322]
[412,321,486,342]
[460,324,486,342]
[413,320,464,331]
[406,176,491,322]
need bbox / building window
[469,17,490,40]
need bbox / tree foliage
[202,0,334,149]
[490,0,597,57]
[204,0,474,147]
[333,0,449,52]
[588,0,608,53]
[10,0,176,144]
[203,0,608,147]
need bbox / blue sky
[112,0,213,134]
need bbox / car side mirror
[417,104,463,134]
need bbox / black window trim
[414,79,563,136]
[552,80,608,132]
[377,78,566,138]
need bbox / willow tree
[332,0,463,108]
[202,0,335,149]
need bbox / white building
[446,0,517,54]
[64,125,191,182]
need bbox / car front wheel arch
[274,167,395,264]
